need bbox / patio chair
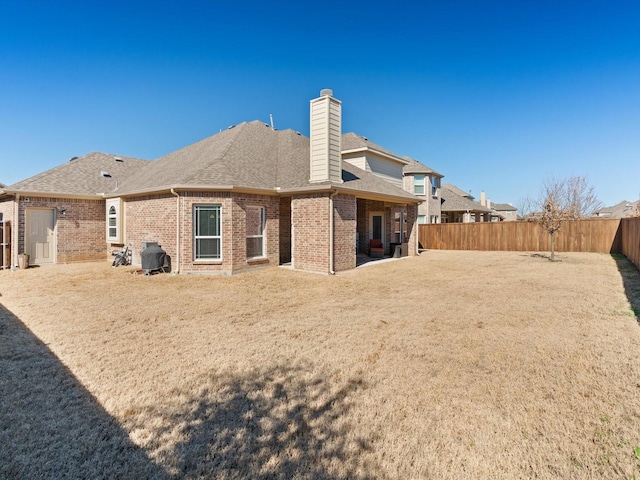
[369,239,384,258]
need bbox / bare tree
[533,176,602,261]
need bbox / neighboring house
[592,200,640,219]
[491,203,518,221]
[402,158,444,224]
[440,184,492,223]
[0,90,423,274]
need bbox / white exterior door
[27,208,55,265]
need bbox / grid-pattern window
[108,206,117,238]
[246,206,266,259]
[194,205,221,260]
[394,212,408,242]
[414,175,425,195]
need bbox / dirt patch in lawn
[1,251,640,479]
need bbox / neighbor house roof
[441,183,474,199]
[341,132,408,164]
[112,120,419,204]
[440,186,491,213]
[491,203,517,211]
[592,200,640,218]
[402,158,443,177]
[4,152,150,199]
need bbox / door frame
[25,207,56,265]
[369,211,385,244]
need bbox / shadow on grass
[0,303,166,479]
[125,365,382,479]
[612,253,640,322]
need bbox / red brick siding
[16,197,107,263]
[292,194,330,273]
[333,194,356,271]
[124,194,178,268]
[128,192,280,274]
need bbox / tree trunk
[550,231,555,261]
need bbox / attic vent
[101,171,112,178]
[227,124,236,129]
[294,131,301,136]
[264,123,270,128]
[69,156,78,162]
[361,136,368,141]
[114,157,123,162]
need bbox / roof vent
[320,88,333,97]
[101,171,112,178]
[227,124,236,129]
[69,156,78,162]
[114,157,123,162]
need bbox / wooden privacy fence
[1,221,10,270]
[621,217,640,271]
[418,219,623,254]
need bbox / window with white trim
[394,212,408,242]
[194,205,221,260]
[414,175,425,195]
[418,215,427,224]
[246,206,266,259]
[106,198,122,243]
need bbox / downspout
[171,188,180,274]
[329,191,338,275]
[13,194,19,270]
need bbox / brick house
[0,90,424,274]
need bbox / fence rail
[418,219,623,254]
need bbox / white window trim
[106,198,122,243]
[194,205,222,262]
[246,205,266,260]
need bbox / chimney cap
[320,88,333,97]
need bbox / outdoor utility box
[18,253,29,270]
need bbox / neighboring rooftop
[592,200,640,218]
[492,203,517,211]
[402,158,444,177]
[440,185,491,213]
[341,132,408,163]
[442,183,474,199]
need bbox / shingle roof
[492,203,517,211]
[441,183,473,199]
[440,186,491,213]
[402,158,443,177]
[593,200,639,218]
[341,132,407,163]
[6,152,150,197]
[113,121,419,203]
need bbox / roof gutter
[277,184,421,204]
[104,184,279,199]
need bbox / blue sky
[1,0,639,207]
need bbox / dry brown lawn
[1,250,640,479]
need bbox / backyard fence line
[418,218,623,254]
[621,217,640,271]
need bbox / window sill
[194,260,223,265]
[247,256,269,264]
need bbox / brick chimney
[309,89,342,183]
